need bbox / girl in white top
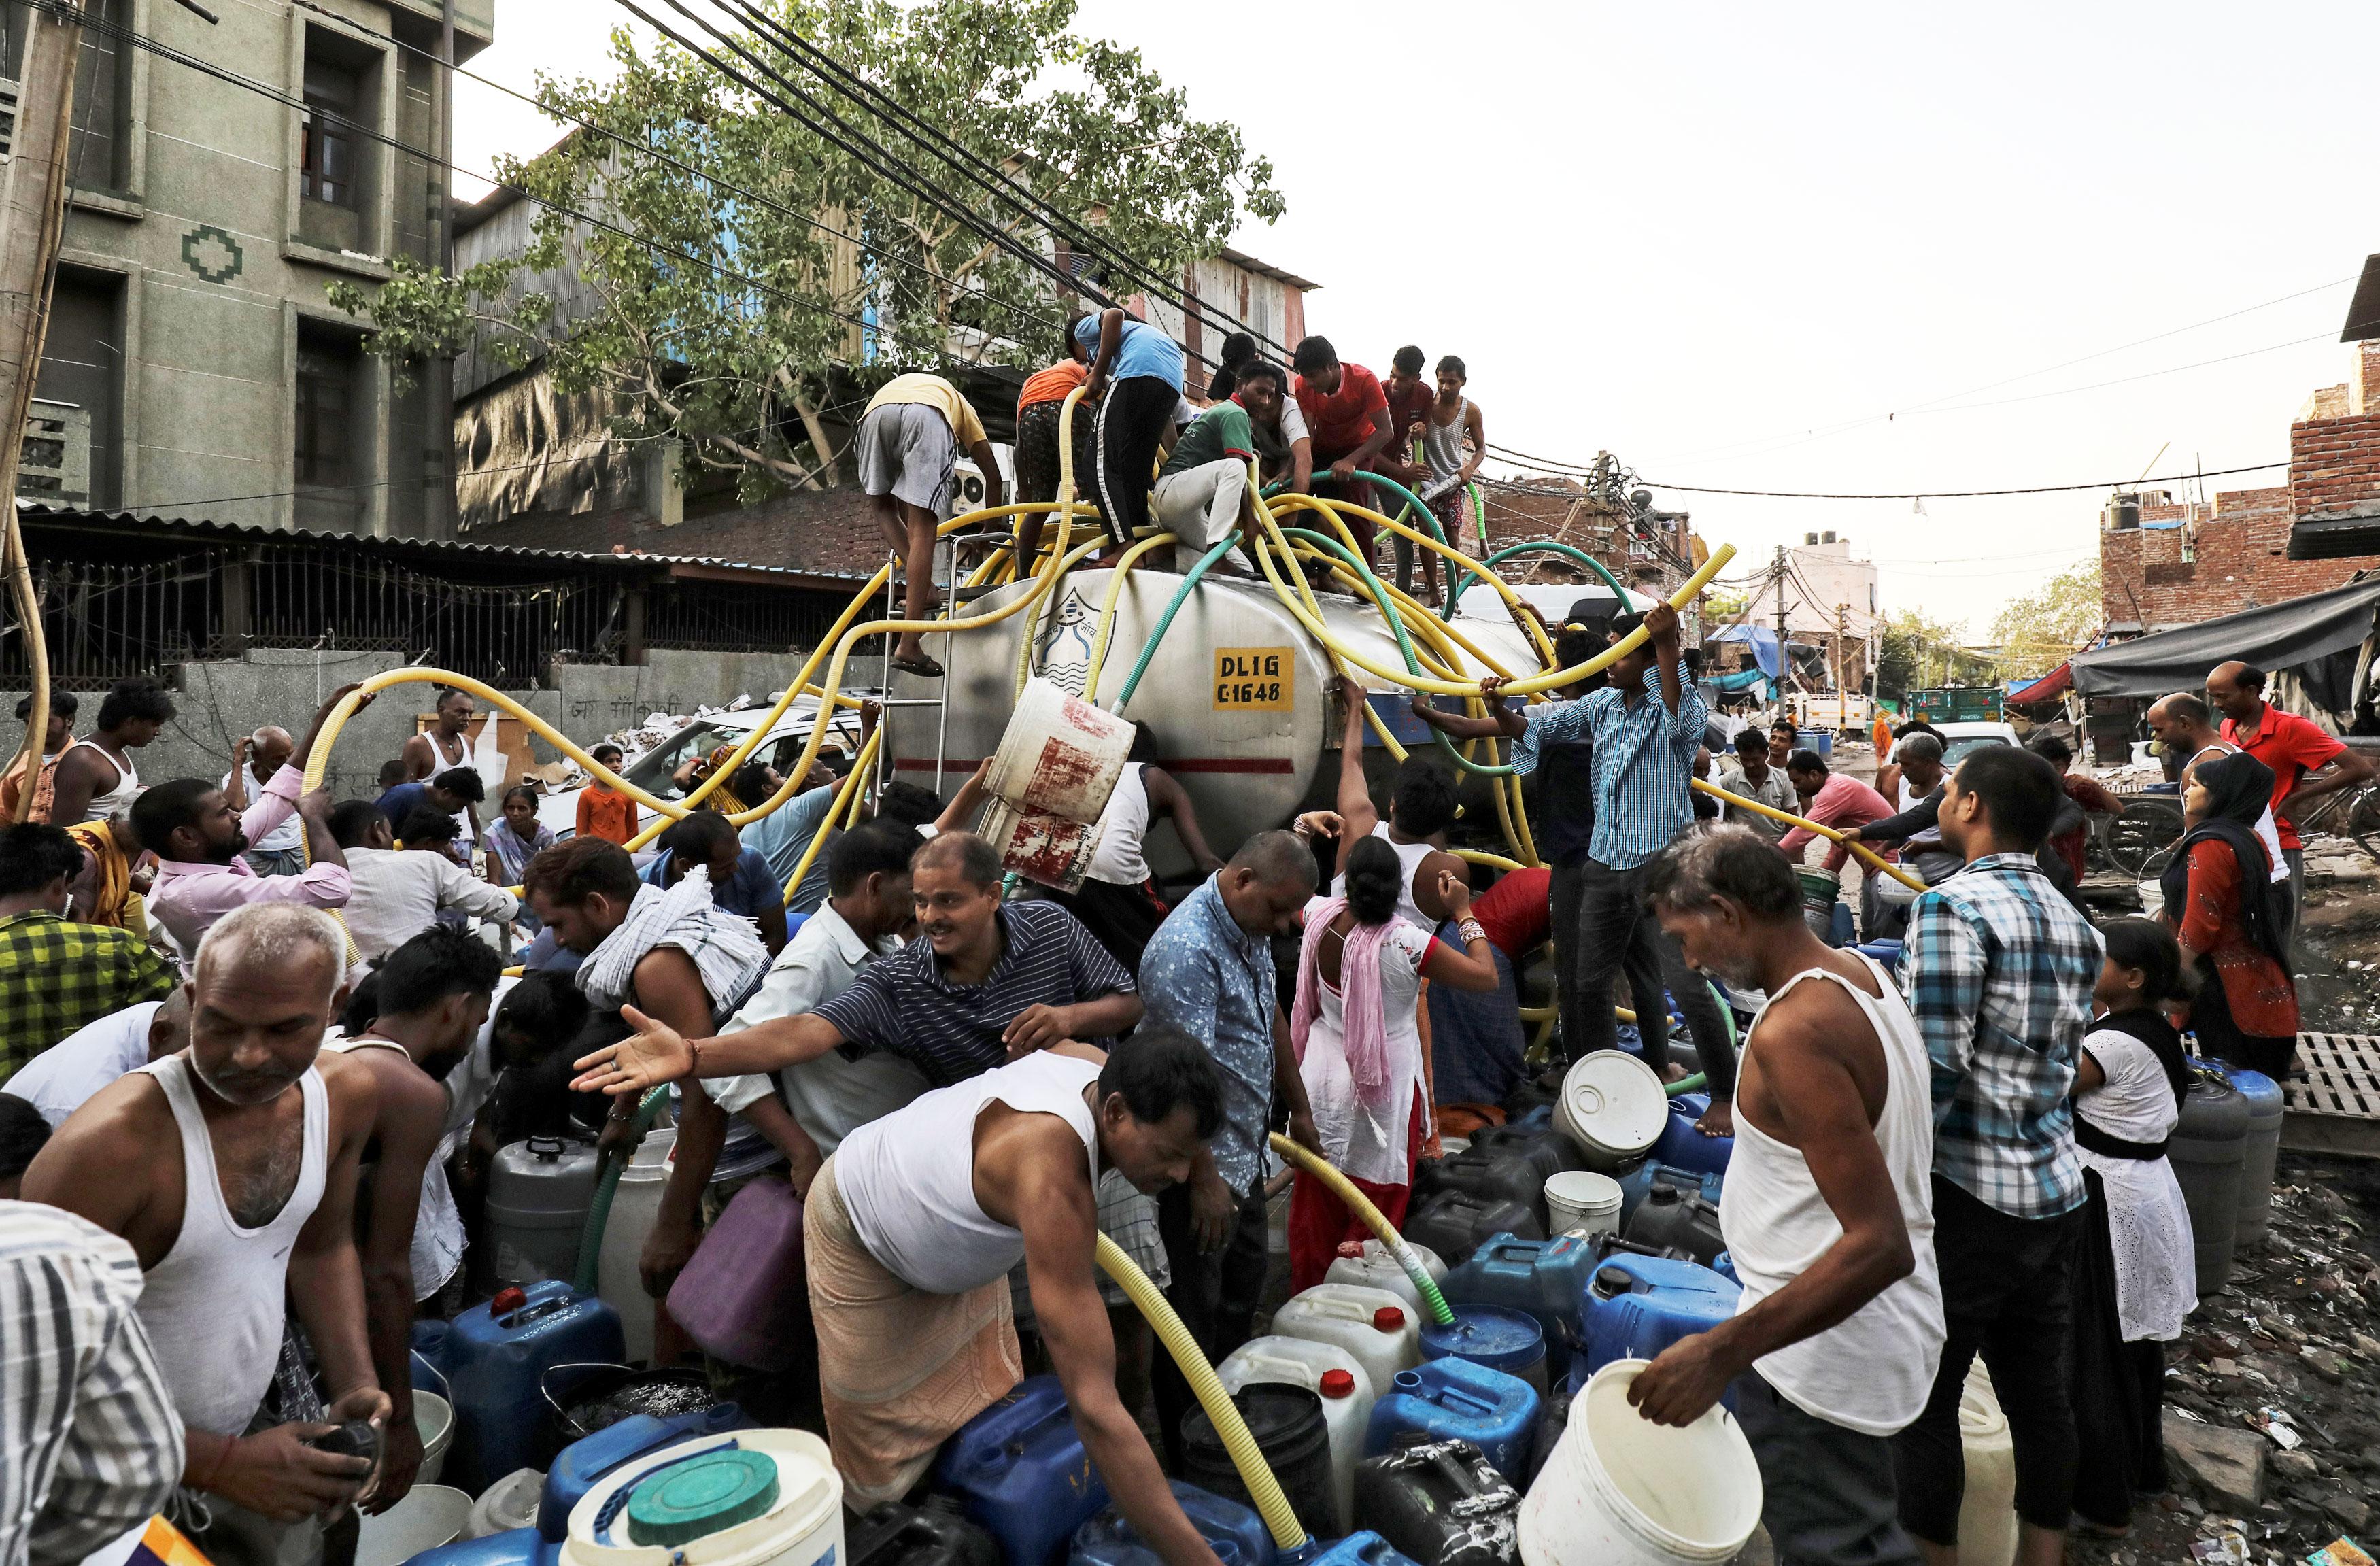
[1287,837,1498,1286]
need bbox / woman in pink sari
[1287,834,1500,1289]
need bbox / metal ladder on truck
[871,526,1013,806]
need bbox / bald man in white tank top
[1629,826,1942,1566]
[24,904,386,1566]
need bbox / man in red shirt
[2209,658,2375,951]
[1292,336,1399,571]
[2024,732,2120,887]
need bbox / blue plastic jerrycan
[1614,1160,1727,1225]
[1363,1356,1540,1480]
[1439,1230,1598,1382]
[1652,1093,1734,1176]
[443,1280,624,1493]
[1578,1251,1741,1384]
[1070,1480,1274,1566]
[932,1374,1110,1566]
[1276,1534,1423,1566]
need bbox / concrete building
[9,0,492,537]
[2102,341,2380,634]
[1744,532,1880,690]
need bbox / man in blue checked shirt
[1465,602,1739,1125]
[1887,744,2101,1565]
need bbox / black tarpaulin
[2071,576,2380,698]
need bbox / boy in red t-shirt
[1292,335,1399,570]
[2210,658,2377,949]
[575,742,639,845]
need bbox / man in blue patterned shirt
[1485,602,1739,1118]
[1136,830,1322,1464]
[1889,744,2101,1564]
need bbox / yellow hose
[1080,530,1180,699]
[1093,1233,1306,1550]
[1694,778,1926,892]
[1268,1134,1455,1327]
[773,728,882,905]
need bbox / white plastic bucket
[1544,1171,1625,1238]
[562,1428,842,1566]
[1218,1335,1377,1533]
[597,1126,677,1364]
[1553,1052,1668,1170]
[356,1484,472,1566]
[985,679,1134,824]
[1519,1361,1763,1566]
[466,1468,547,1539]
[1957,1361,2018,1566]
[1324,1238,1448,1319]
[1270,1282,1422,1404]
[413,1389,453,1486]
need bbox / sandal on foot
[890,651,945,679]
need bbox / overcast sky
[453,1,2376,635]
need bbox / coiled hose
[1094,1233,1306,1552]
[1268,1134,1454,1328]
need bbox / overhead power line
[1636,459,2286,501]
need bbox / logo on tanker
[1214,647,1293,711]
[1036,589,1095,696]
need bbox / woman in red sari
[2160,751,2298,1076]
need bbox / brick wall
[2292,341,2380,527]
[464,485,890,580]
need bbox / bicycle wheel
[2107,799,2186,878]
[2343,786,2380,861]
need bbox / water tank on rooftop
[2103,493,2141,531]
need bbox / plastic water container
[1351,1439,1520,1566]
[848,1499,1001,1566]
[1403,1192,1543,1265]
[669,1174,809,1370]
[595,1126,674,1365]
[1797,868,1841,942]
[987,679,1134,823]
[541,1406,756,1539]
[486,1136,602,1293]
[932,1375,1110,1566]
[560,1428,841,1566]
[1614,1162,1725,1225]
[2221,1066,2285,1250]
[1184,1385,1339,1544]
[414,1390,455,1485]
[2170,1072,2249,1299]
[1852,939,1905,976]
[1958,1361,2018,1566]
[1709,1253,1737,1285]
[1578,1255,1741,1380]
[1650,1096,1733,1178]
[1419,1306,1548,1399]
[1440,1231,1597,1382]
[1552,1053,1667,1171]
[358,1485,473,1566]
[1527,1379,1572,1486]
[1365,1357,1541,1480]
[445,1281,626,1493]
[1542,1172,1622,1239]
[1287,1533,1423,1566]
[1272,1284,1423,1399]
[1072,1480,1276,1566]
[1620,1187,1726,1267]
[1518,1361,1763,1566]
[1326,1239,1448,1321]
[1218,1336,1375,1533]
[466,1469,545,1540]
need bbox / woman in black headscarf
[2159,750,2299,1076]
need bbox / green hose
[1108,533,1244,715]
[1448,539,1640,609]
[1658,981,1739,1099]
[574,1086,670,1295]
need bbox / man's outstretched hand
[573,1005,696,1095]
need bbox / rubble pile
[2085,1168,2380,1566]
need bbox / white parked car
[537,697,870,842]
[1933,720,2021,766]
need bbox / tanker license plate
[1214,647,1292,710]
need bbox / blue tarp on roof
[1710,624,1782,679]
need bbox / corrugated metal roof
[1216,246,1322,292]
[14,500,879,591]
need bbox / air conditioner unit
[0,76,20,163]
[1821,530,1836,544]
[949,443,1015,516]
[1805,532,1820,545]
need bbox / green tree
[330,0,1282,498]
[1990,560,2103,678]
[1875,606,1973,696]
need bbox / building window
[301,58,360,209]
[296,345,353,488]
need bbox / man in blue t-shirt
[641,807,790,955]
[1078,307,1187,556]
[376,766,484,849]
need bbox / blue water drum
[2222,1066,2285,1248]
[443,1281,624,1493]
[1614,1161,1726,1225]
[1419,1306,1548,1400]
[404,1532,555,1566]
[1363,1357,1540,1480]
[1275,1533,1423,1566]
[932,1375,1110,1566]
[1652,1093,1734,1176]
[1852,939,1905,975]
[1711,1251,1739,1284]
[1072,1481,1275,1566]
[1578,1253,1741,1382]
[1439,1231,1599,1381]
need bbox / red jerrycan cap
[1319,1369,1357,1399]
[490,1286,527,1316]
[1336,1240,1367,1259]
[1372,1305,1406,1332]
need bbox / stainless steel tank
[884,567,1544,870]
